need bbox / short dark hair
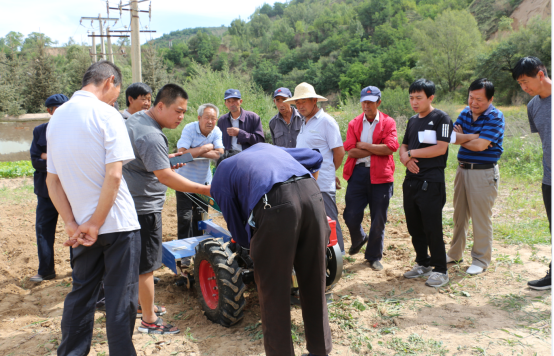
[215,149,241,168]
[153,84,189,107]
[512,57,549,80]
[409,79,435,98]
[81,60,123,88]
[125,82,152,107]
[468,78,494,100]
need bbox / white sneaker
[466,265,484,275]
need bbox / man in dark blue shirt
[29,94,69,282]
[211,143,332,356]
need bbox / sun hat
[284,82,327,103]
[360,86,381,102]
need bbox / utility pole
[106,26,114,63]
[130,0,142,82]
[98,14,106,60]
[91,31,97,62]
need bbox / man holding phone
[123,84,211,334]
[176,103,224,240]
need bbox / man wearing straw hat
[285,82,346,254]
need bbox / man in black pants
[513,57,552,290]
[211,143,332,356]
[399,79,453,288]
[29,94,69,283]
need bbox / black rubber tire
[326,244,343,289]
[194,238,246,327]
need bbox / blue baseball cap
[360,86,381,102]
[273,87,292,98]
[45,94,69,108]
[224,89,241,100]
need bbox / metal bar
[80,17,119,21]
[108,7,149,12]
[88,35,130,37]
[109,30,157,32]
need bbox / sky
[1,0,280,46]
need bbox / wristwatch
[408,150,412,158]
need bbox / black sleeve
[435,112,453,143]
[30,126,47,172]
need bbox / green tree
[356,0,393,34]
[23,42,61,113]
[253,60,281,92]
[142,46,169,97]
[412,9,482,93]
[4,31,24,54]
[65,45,92,95]
[189,32,220,64]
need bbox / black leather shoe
[348,236,368,255]
[154,277,160,285]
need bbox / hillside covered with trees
[0,0,551,117]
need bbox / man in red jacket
[343,86,399,270]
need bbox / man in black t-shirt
[399,79,453,288]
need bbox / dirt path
[0,184,550,355]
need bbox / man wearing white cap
[286,82,346,253]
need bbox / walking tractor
[161,192,343,327]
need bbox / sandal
[137,304,166,317]
[138,317,180,334]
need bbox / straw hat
[284,82,328,103]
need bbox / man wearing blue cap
[217,89,265,151]
[29,94,70,282]
[342,86,399,271]
[269,87,303,148]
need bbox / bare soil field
[0,178,550,356]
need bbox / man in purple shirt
[217,89,265,151]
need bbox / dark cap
[45,94,69,108]
[360,86,381,103]
[224,89,241,100]
[273,87,292,98]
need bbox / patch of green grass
[0,161,34,178]
[0,180,34,203]
[495,219,550,245]
[387,333,448,356]
[488,293,528,312]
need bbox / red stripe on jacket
[343,111,399,183]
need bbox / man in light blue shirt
[176,103,224,239]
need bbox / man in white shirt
[46,61,141,355]
[285,82,346,253]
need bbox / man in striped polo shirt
[447,78,505,275]
[176,103,224,240]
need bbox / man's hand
[406,159,420,174]
[454,124,464,134]
[400,151,411,166]
[227,127,240,137]
[62,221,80,246]
[335,176,342,190]
[169,152,186,170]
[65,220,100,248]
[202,143,214,152]
[41,152,47,160]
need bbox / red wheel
[198,259,219,309]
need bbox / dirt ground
[0,178,551,356]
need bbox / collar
[74,90,99,100]
[278,107,300,122]
[229,108,243,122]
[363,111,380,124]
[195,121,214,138]
[468,104,494,119]
[144,110,163,130]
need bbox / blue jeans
[36,196,59,275]
[343,165,393,261]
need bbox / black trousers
[58,230,141,356]
[542,184,551,272]
[36,196,59,275]
[250,178,332,356]
[343,165,393,262]
[176,191,208,239]
[402,178,447,274]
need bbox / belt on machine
[458,162,497,170]
[277,174,311,186]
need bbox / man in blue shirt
[211,143,332,356]
[29,94,69,283]
[176,103,224,239]
[448,78,505,275]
